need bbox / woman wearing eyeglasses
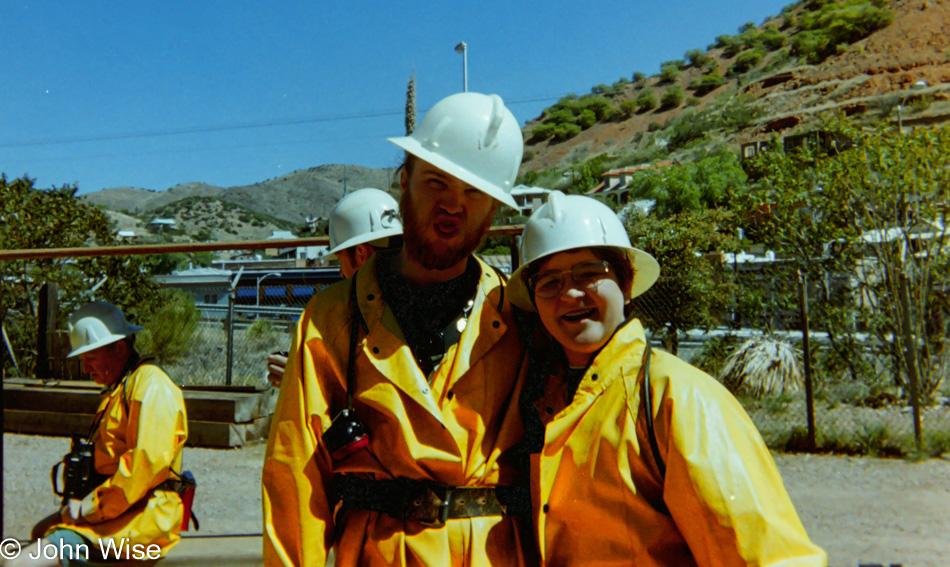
[508,192,826,566]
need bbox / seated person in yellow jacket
[9,302,188,567]
[506,192,827,566]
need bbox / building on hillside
[510,185,551,217]
[587,160,678,208]
[782,130,851,156]
[147,218,177,234]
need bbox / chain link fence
[631,266,950,457]
[159,274,339,389]
[3,239,947,457]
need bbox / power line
[0,94,564,149]
[1,109,404,148]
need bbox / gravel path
[4,434,949,566]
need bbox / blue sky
[2,0,792,195]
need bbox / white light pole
[454,41,468,92]
[255,272,283,307]
[897,80,928,133]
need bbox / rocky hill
[81,164,397,240]
[519,0,950,175]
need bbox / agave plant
[719,335,803,399]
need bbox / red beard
[399,188,493,270]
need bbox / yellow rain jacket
[50,357,188,555]
[262,255,535,567]
[530,319,826,566]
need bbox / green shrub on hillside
[661,86,686,109]
[531,123,557,141]
[686,49,715,70]
[729,47,766,75]
[576,109,597,129]
[554,122,582,141]
[792,0,893,63]
[762,47,793,72]
[715,34,745,57]
[759,24,787,50]
[660,63,681,83]
[633,71,646,83]
[637,89,658,112]
[582,96,617,121]
[619,99,639,119]
[690,72,727,95]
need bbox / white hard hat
[327,188,403,255]
[388,92,523,210]
[67,301,143,358]
[508,191,660,311]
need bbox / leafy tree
[626,148,748,218]
[627,208,740,354]
[136,289,200,363]
[746,117,950,397]
[0,175,159,375]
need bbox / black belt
[336,477,531,527]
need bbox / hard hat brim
[388,136,519,210]
[67,326,142,358]
[327,227,403,256]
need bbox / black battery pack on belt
[323,409,370,461]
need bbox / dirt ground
[3,433,949,567]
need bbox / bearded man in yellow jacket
[262,93,536,567]
[9,302,188,567]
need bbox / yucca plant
[720,336,803,399]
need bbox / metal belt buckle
[422,487,452,528]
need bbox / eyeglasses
[527,260,612,300]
